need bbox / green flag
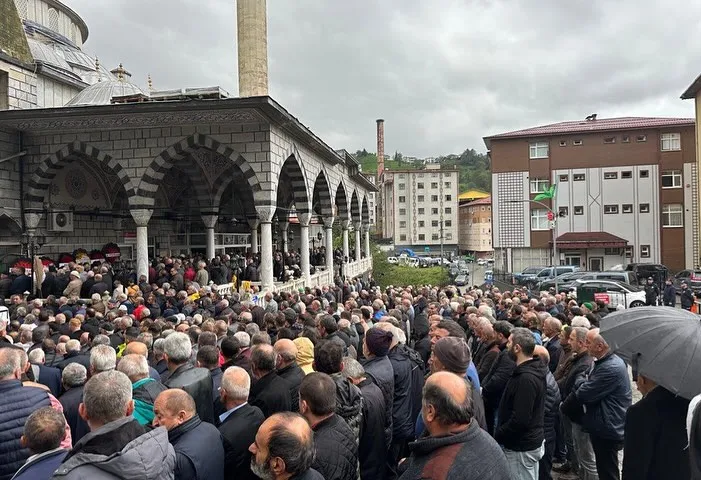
[534,184,556,202]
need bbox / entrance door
[589,257,603,272]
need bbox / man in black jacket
[249,344,292,417]
[681,282,696,310]
[343,357,387,480]
[274,339,305,414]
[662,278,676,307]
[58,363,90,445]
[481,320,515,435]
[162,332,214,424]
[533,345,561,480]
[218,366,264,480]
[299,373,358,480]
[495,327,547,480]
[153,389,225,480]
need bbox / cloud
[70,0,700,155]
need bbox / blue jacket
[10,448,66,480]
[168,415,224,480]
[575,352,631,441]
[0,381,52,480]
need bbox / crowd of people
[0,254,698,480]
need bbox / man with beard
[248,412,322,480]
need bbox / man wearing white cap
[63,271,82,299]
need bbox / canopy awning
[553,232,628,250]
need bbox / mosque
[0,0,375,292]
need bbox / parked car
[454,274,469,286]
[513,265,580,288]
[625,263,669,287]
[477,258,487,266]
[571,279,646,309]
[576,270,637,285]
[536,271,592,292]
[387,256,398,264]
[673,269,701,294]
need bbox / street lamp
[507,199,559,293]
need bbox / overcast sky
[69,0,700,157]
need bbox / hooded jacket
[311,414,358,480]
[495,357,547,451]
[361,355,394,446]
[52,416,175,480]
[293,338,315,375]
[331,373,363,443]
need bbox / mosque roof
[66,65,147,106]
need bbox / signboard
[424,246,430,253]
[594,292,610,303]
[123,232,137,244]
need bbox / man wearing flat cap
[63,271,82,299]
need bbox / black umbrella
[600,306,701,399]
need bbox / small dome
[66,64,146,106]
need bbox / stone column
[341,219,350,263]
[24,212,42,236]
[201,212,218,260]
[248,218,260,254]
[131,209,153,280]
[256,206,276,291]
[354,221,362,262]
[298,213,311,284]
[280,220,289,253]
[363,223,371,258]
[323,217,334,273]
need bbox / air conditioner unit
[48,211,74,232]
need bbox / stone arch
[138,133,261,210]
[335,182,350,221]
[361,196,370,225]
[277,154,311,215]
[0,209,22,232]
[312,170,333,218]
[26,141,134,206]
[211,162,258,219]
[350,190,361,223]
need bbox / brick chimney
[376,118,385,181]
[237,0,268,97]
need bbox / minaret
[237,0,268,97]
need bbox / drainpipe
[18,131,25,232]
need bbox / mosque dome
[66,63,147,106]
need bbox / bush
[372,246,449,288]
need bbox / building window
[625,246,634,258]
[637,135,647,142]
[661,170,682,188]
[445,233,452,240]
[622,135,630,143]
[573,173,586,181]
[418,221,425,227]
[573,140,583,146]
[445,182,451,188]
[48,8,59,31]
[661,133,681,151]
[604,172,618,180]
[558,206,568,216]
[559,140,567,147]
[445,207,452,214]
[603,137,616,144]
[431,208,439,215]
[432,233,439,241]
[640,245,651,258]
[445,195,452,201]
[662,204,683,227]
[621,171,632,179]
[399,221,407,228]
[432,220,439,227]
[418,234,425,241]
[399,234,407,241]
[640,203,650,213]
[417,195,425,202]
[417,182,424,189]
[399,174,406,179]
[431,195,438,202]
[622,204,633,214]
[559,174,569,182]
[529,142,549,159]
[418,208,425,214]
[398,183,406,190]
[574,206,584,215]
[640,170,649,178]
[531,209,549,230]
[398,196,406,203]
[445,220,452,227]
[431,182,438,189]
[530,178,550,193]
[399,208,406,216]
[605,247,621,255]
[604,205,619,214]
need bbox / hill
[354,148,490,192]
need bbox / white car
[571,280,646,309]
[477,258,487,266]
[387,256,398,264]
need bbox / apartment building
[381,164,459,254]
[485,116,697,273]
[458,196,493,257]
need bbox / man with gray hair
[12,407,68,480]
[151,338,168,376]
[162,332,214,424]
[56,340,90,371]
[218,366,264,479]
[117,354,167,426]
[27,348,62,396]
[58,363,90,445]
[89,345,116,376]
[53,370,175,479]
[343,357,388,479]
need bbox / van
[513,265,580,287]
[577,271,636,285]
